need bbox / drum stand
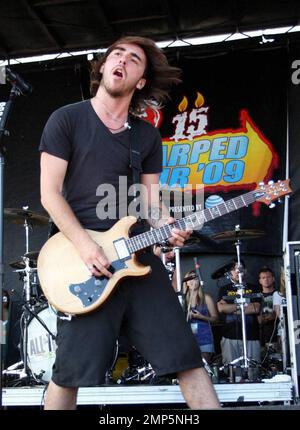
[227,235,257,379]
[4,256,56,384]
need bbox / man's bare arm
[40,152,111,277]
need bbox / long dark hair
[90,36,181,114]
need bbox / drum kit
[2,207,57,386]
[209,225,286,382]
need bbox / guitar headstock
[254,179,292,206]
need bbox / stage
[2,380,294,407]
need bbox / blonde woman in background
[184,271,218,364]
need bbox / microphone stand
[194,256,204,288]
[0,84,24,408]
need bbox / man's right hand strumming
[78,237,112,278]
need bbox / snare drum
[27,305,57,382]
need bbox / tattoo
[148,206,163,228]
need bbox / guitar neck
[126,189,260,254]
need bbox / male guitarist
[39,36,220,409]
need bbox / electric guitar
[37,180,292,315]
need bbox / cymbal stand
[167,245,185,307]
[174,247,182,294]
[228,234,254,377]
[2,257,33,382]
[234,237,248,370]
[8,256,36,382]
[159,241,174,272]
[159,243,184,308]
[22,209,31,254]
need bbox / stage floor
[2,381,294,407]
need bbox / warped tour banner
[145,47,288,256]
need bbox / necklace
[94,97,130,130]
[107,122,130,132]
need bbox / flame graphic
[178,96,188,112]
[195,92,205,108]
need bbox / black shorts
[52,252,203,387]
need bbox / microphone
[194,257,204,287]
[5,67,33,95]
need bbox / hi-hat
[24,251,39,261]
[211,229,265,241]
[9,250,39,270]
[4,208,49,226]
[9,260,33,270]
[9,258,36,270]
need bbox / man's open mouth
[113,68,124,78]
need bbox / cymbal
[4,208,49,226]
[211,261,235,279]
[184,236,202,246]
[9,258,37,270]
[9,250,40,270]
[211,229,265,241]
[24,251,40,261]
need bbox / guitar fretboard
[126,189,262,253]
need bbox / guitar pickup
[113,238,131,260]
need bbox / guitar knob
[268,180,274,185]
[269,203,276,209]
[74,285,81,293]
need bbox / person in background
[257,267,278,347]
[217,260,261,381]
[273,267,286,318]
[272,267,286,352]
[184,270,218,364]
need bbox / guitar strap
[128,116,143,224]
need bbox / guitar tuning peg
[269,203,276,209]
[268,180,274,185]
[258,181,265,188]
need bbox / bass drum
[27,305,57,382]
